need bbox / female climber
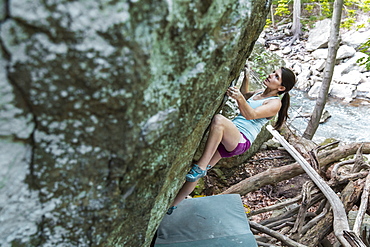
[167,67,296,215]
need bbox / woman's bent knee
[211,114,227,128]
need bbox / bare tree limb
[266,125,365,247]
[318,143,370,170]
[249,221,308,247]
[351,143,370,173]
[300,179,365,245]
[220,142,370,196]
[300,208,328,236]
[335,171,369,185]
[353,173,370,236]
[272,221,295,231]
[248,193,306,217]
[220,162,304,195]
[265,217,296,229]
[256,240,279,247]
[331,160,355,182]
[292,182,314,234]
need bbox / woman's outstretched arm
[240,66,255,99]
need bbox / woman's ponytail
[274,93,290,130]
[273,67,296,130]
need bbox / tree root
[220,126,370,246]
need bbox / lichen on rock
[0,0,270,246]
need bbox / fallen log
[318,142,370,170]
[218,134,370,245]
[221,141,370,195]
[247,190,318,217]
[220,162,304,195]
[266,125,365,247]
[249,221,307,247]
[298,176,365,245]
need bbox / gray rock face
[0,1,269,246]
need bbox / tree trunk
[289,0,302,45]
[303,0,344,140]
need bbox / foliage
[357,38,370,70]
[249,43,285,83]
[340,0,369,29]
[304,0,315,13]
[275,0,291,16]
[265,18,272,29]
[321,0,333,17]
[360,0,370,11]
[269,0,370,30]
[266,0,370,70]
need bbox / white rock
[257,37,266,45]
[306,19,331,51]
[269,44,279,51]
[303,55,312,62]
[311,75,323,84]
[312,69,321,76]
[296,65,312,90]
[333,52,369,80]
[357,80,370,99]
[312,49,328,59]
[282,46,292,55]
[329,83,356,102]
[345,52,369,72]
[337,70,364,85]
[332,63,348,80]
[336,45,356,60]
[292,63,302,74]
[296,54,305,61]
[311,45,356,61]
[312,59,326,72]
[341,29,370,48]
[308,81,322,98]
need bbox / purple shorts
[217,132,251,158]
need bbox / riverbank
[252,18,370,144]
[260,18,370,105]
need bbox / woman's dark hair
[274,67,296,130]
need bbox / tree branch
[266,125,365,247]
[353,173,370,236]
[250,221,308,247]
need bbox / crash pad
[154,194,257,247]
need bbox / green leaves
[270,0,370,30]
[357,38,370,70]
[275,0,291,16]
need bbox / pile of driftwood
[221,125,370,247]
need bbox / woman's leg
[171,151,222,207]
[169,114,242,209]
[196,114,241,170]
[171,181,197,207]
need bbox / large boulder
[0,1,270,246]
[342,29,370,48]
[306,19,332,51]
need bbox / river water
[288,89,370,144]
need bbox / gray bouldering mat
[154,194,257,246]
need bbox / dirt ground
[196,148,311,222]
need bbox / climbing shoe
[186,164,207,182]
[166,206,177,215]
